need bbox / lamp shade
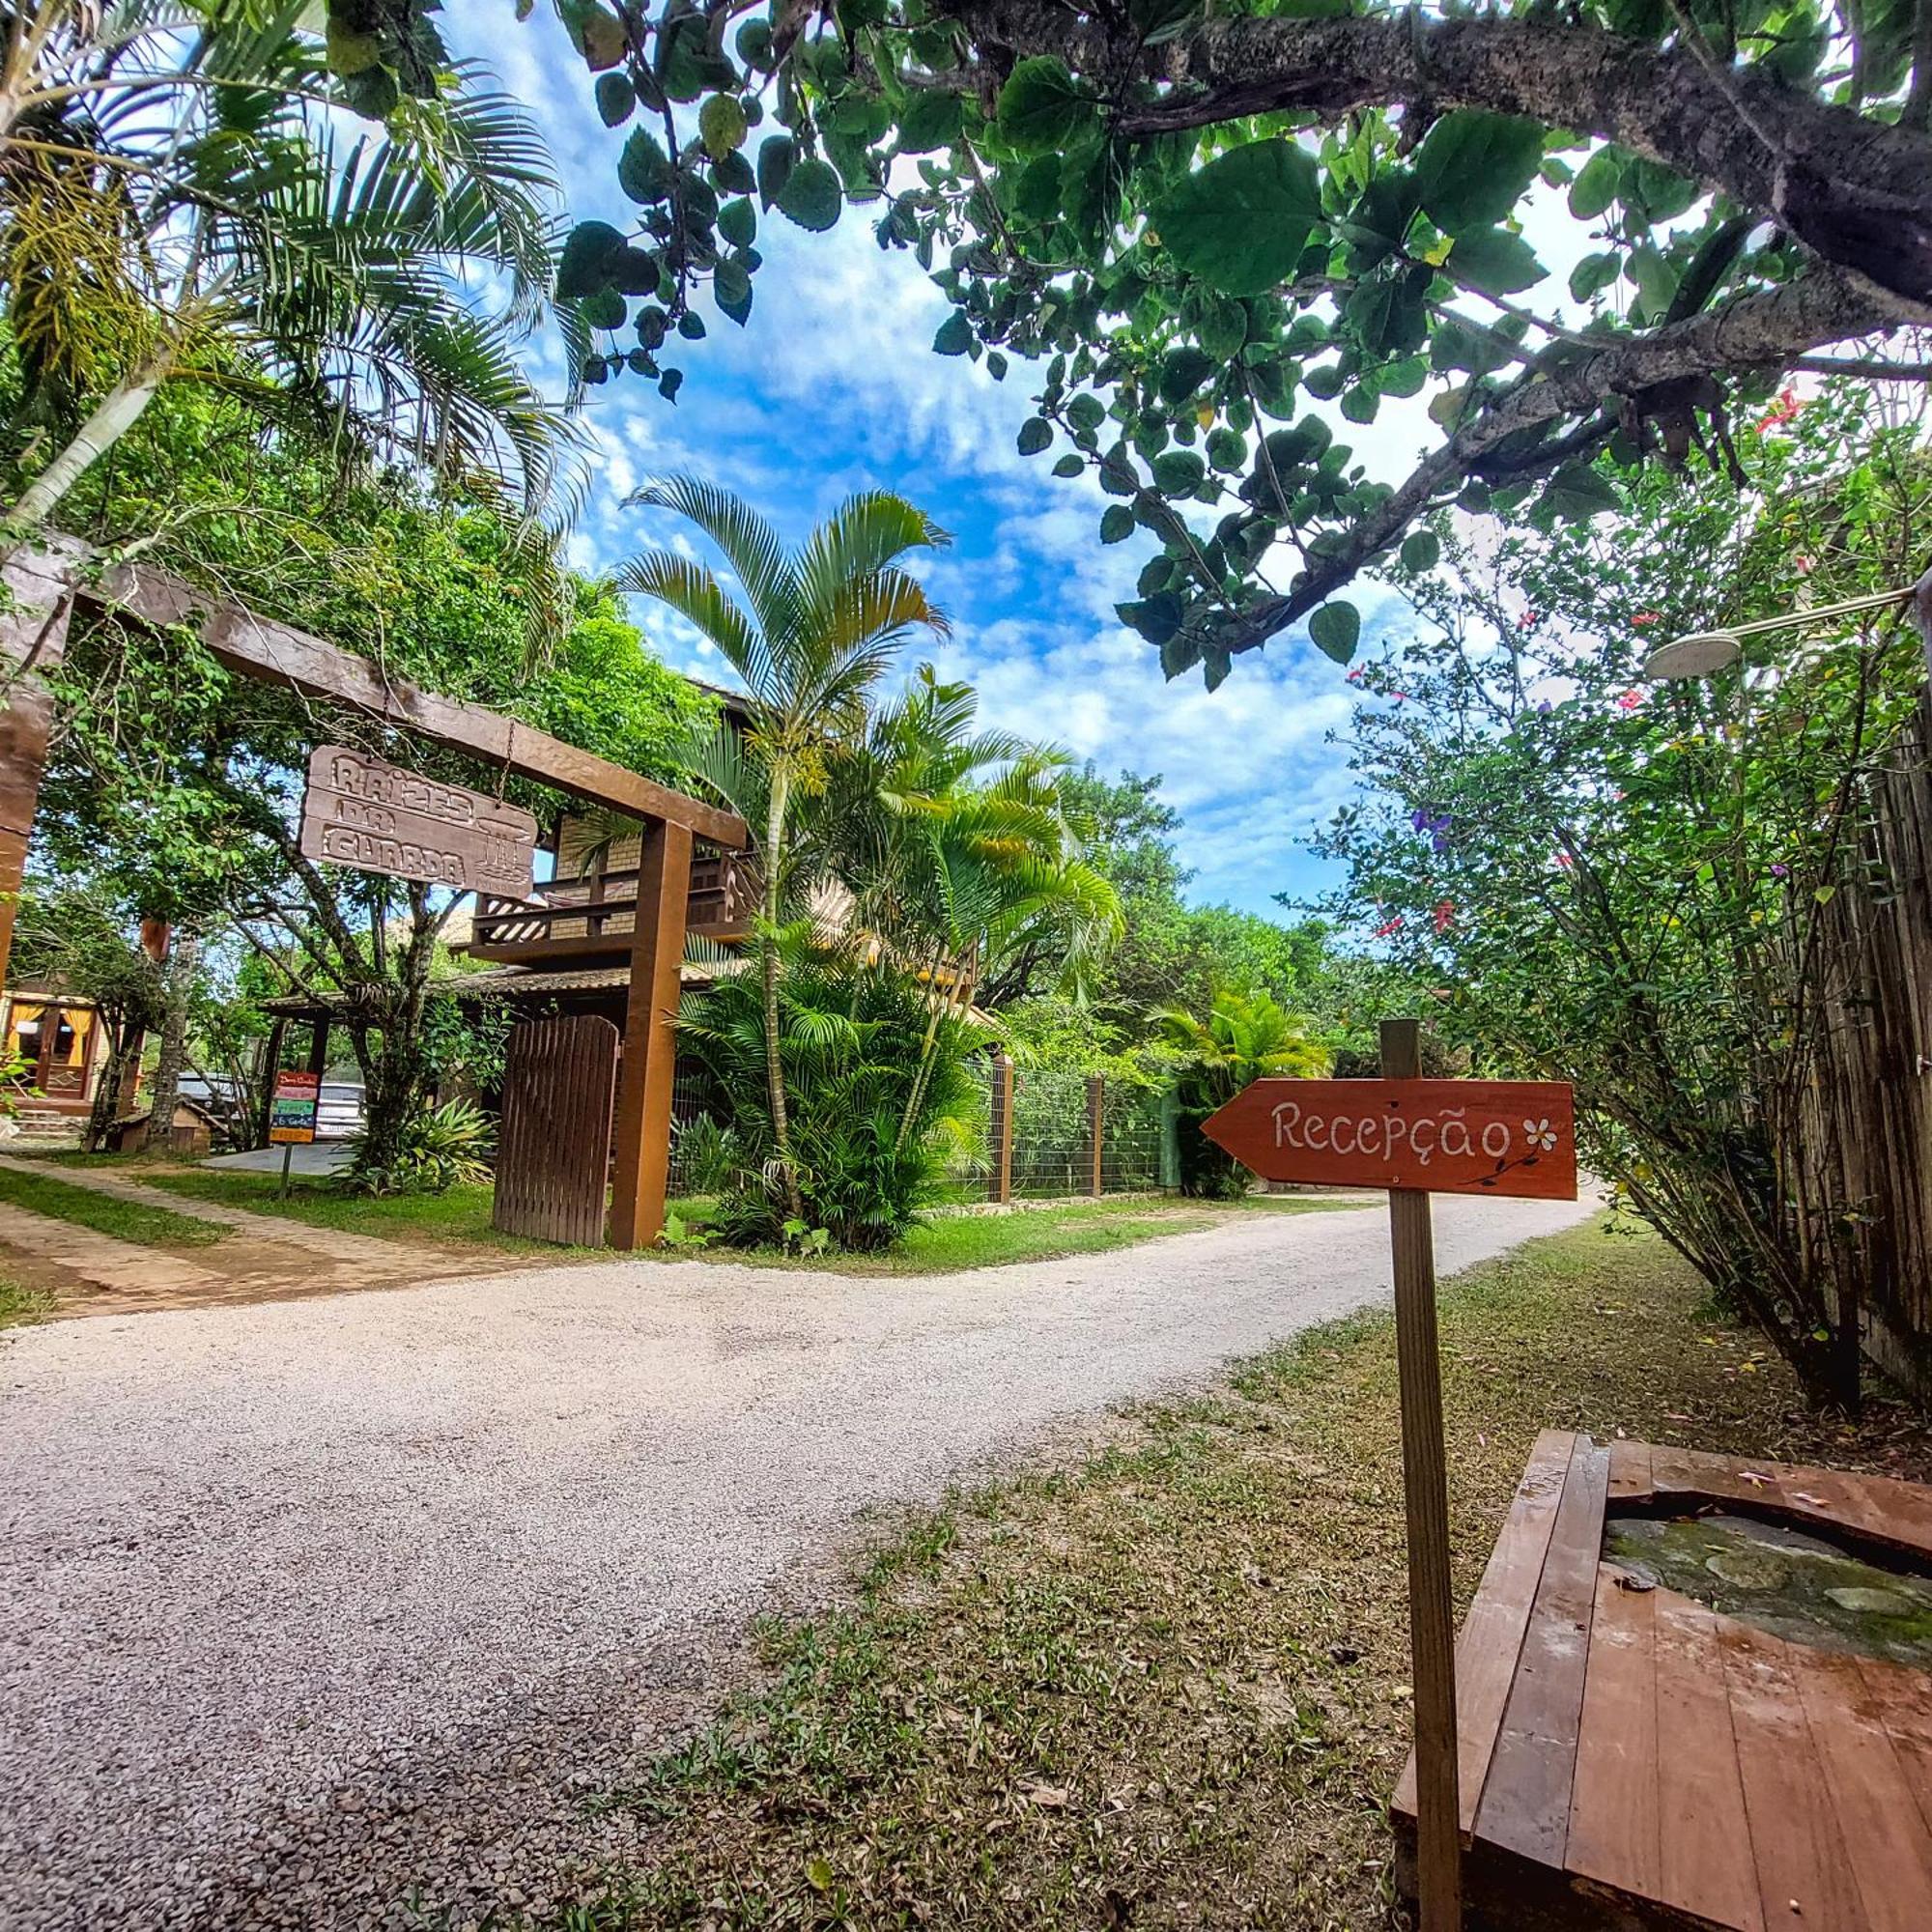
[1640,631,1743,680]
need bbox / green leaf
[582,287,626,329]
[1448,226,1547,296]
[1013,155,1061,222]
[1308,601,1360,664]
[678,310,706,339]
[1539,462,1623,523]
[776,156,841,231]
[1206,426,1247,472]
[1569,148,1623,220]
[558,0,627,70]
[1100,504,1136,543]
[756,134,797,210]
[1340,384,1378,424]
[1158,347,1217,404]
[1017,417,1053,456]
[1196,298,1247,362]
[1153,140,1322,298]
[714,257,753,326]
[1568,250,1620,303]
[1627,242,1678,319]
[933,309,974,355]
[1152,448,1206,496]
[1413,111,1546,236]
[898,89,962,154]
[996,57,1096,156]
[617,128,674,204]
[1066,392,1106,432]
[736,18,775,68]
[1051,453,1085,478]
[594,71,635,127]
[718,196,756,249]
[1119,592,1184,646]
[699,93,749,160]
[1400,529,1440,572]
[556,220,625,299]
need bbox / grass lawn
[85,1164,1374,1275]
[513,1222,1931,1930]
[137,1170,599,1260]
[0,1163,232,1250]
[0,1272,49,1329]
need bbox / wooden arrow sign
[1201,1077,1577,1202]
[1204,1037,1579,1932]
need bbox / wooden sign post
[1202,1020,1577,1932]
[267,1068,321,1198]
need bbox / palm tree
[2,2,569,533]
[1153,988,1330,1104]
[616,476,952,1216]
[837,668,1122,1148]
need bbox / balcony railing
[463,850,756,967]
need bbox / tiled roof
[260,957,743,1017]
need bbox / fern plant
[340,1098,494,1198]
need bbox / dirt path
[0,1156,510,1315]
[0,1190,1598,1929]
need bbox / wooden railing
[464,849,756,965]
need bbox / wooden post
[610,819,692,1251]
[0,548,79,994]
[1087,1072,1105,1197]
[255,1016,289,1147]
[1381,1016,1463,1932]
[988,1051,1014,1205]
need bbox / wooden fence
[1794,694,1932,1397]
[493,1013,620,1247]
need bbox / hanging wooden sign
[1204,1037,1579,1932]
[298,744,538,899]
[1201,1076,1577,1201]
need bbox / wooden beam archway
[0,541,747,1251]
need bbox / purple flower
[1432,834,1451,854]
[1410,809,1431,832]
[1771,863,1789,878]
[1536,698,1553,715]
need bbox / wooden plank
[1857,1653,1932,1842]
[1651,1592,1763,1931]
[1606,1437,1653,1501]
[1393,1428,1575,1830]
[89,556,747,848]
[609,820,693,1251]
[1565,1565,1660,1899]
[1719,1621,1869,1932]
[1791,1645,1932,1932]
[1473,1435,1610,1869]
[1649,1447,1932,1561]
[1380,1018,1461,1932]
[493,1014,619,1246]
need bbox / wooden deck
[1392,1432,1932,1930]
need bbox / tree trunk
[761,768,804,1219]
[143,933,199,1153]
[5,354,171,533]
[343,892,440,1181]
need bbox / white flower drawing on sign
[1522,1118,1558,1151]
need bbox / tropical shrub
[670,1111,742,1198]
[679,936,987,1250]
[1154,989,1330,1198]
[340,1099,495,1198]
[1321,384,1929,1402]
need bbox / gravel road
[0,1193,1594,1929]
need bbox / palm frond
[625,474,799,647]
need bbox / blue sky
[451,22,1475,918]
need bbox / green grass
[138,1171,605,1258]
[477,1223,1930,1931]
[137,1170,1370,1273]
[0,1164,232,1249]
[0,1272,50,1329]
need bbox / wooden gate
[492,1013,619,1246]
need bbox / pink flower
[1632,611,1662,628]
[1375,915,1405,938]
[1346,667,1364,683]
[1795,554,1813,576]
[1554,852,1574,869]
[1434,899,1455,935]
[1518,609,1539,630]
[1753,387,1801,434]
[1618,689,1643,711]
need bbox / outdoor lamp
[1640,577,1931,682]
